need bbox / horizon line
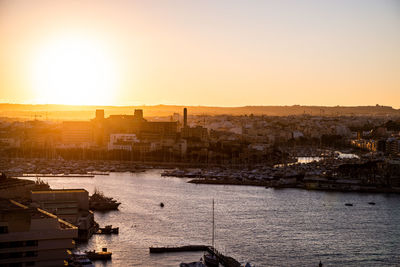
[0,102,396,109]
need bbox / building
[181,126,208,142]
[31,189,96,241]
[0,199,77,266]
[386,138,400,156]
[91,109,178,146]
[108,133,139,151]
[61,121,93,148]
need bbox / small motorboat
[160,202,164,208]
[180,262,206,267]
[368,202,376,205]
[345,203,353,206]
[70,251,95,267]
[85,248,112,261]
[95,225,119,234]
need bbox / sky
[0,0,399,107]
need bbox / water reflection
[25,170,400,266]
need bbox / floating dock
[149,245,209,253]
[149,245,241,267]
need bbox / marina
[24,170,400,266]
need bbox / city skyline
[1,0,399,107]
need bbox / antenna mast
[212,199,215,248]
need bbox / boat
[85,248,112,261]
[203,253,219,267]
[345,203,353,206]
[89,189,121,211]
[95,225,119,234]
[70,251,95,267]
[368,202,376,205]
[180,262,206,267]
[202,199,219,267]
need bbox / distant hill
[0,103,399,121]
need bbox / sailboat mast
[212,198,215,248]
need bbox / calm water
[27,170,400,266]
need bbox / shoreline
[187,177,400,194]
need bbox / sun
[30,34,119,105]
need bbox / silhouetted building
[108,133,139,151]
[95,109,104,120]
[183,108,187,128]
[182,126,208,142]
[134,109,144,121]
[61,121,93,147]
[31,189,95,241]
[0,199,77,266]
[101,110,176,139]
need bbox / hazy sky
[0,0,399,107]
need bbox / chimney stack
[183,108,187,127]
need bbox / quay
[149,245,208,253]
[23,174,95,178]
[149,245,241,267]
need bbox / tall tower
[95,109,104,120]
[134,109,143,120]
[183,108,187,128]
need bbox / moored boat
[95,225,119,234]
[85,248,112,261]
[180,262,206,267]
[203,253,218,267]
[70,251,95,267]
[89,189,121,211]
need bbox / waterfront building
[0,177,39,199]
[0,199,77,266]
[31,189,95,241]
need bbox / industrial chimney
[183,108,187,128]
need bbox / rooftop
[0,199,77,230]
[32,189,87,194]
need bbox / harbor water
[26,170,400,266]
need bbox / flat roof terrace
[1,199,77,230]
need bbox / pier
[149,245,241,267]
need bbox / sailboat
[202,199,219,267]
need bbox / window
[25,240,38,247]
[10,252,23,258]
[10,241,23,248]
[0,252,9,259]
[25,251,38,257]
[0,226,8,234]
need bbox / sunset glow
[30,34,118,105]
[0,0,399,106]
